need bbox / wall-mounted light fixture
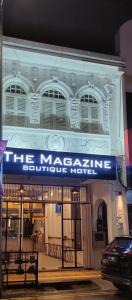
[17,184,26,195]
[118,191,122,196]
[71,187,79,195]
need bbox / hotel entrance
[2,184,87,271]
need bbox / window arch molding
[3,75,34,94]
[75,85,105,104]
[37,79,74,98]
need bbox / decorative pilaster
[69,98,80,129]
[103,84,113,133]
[29,93,41,124]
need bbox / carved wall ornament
[87,81,94,89]
[80,138,110,154]
[50,69,59,82]
[47,134,65,151]
[104,84,113,101]
[29,93,41,124]
[3,126,111,155]
[102,101,109,132]
[70,73,76,87]
[11,61,20,77]
[31,67,38,82]
[52,76,58,82]
[69,98,80,129]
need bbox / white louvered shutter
[90,105,100,132]
[55,101,66,130]
[4,84,27,127]
[80,94,101,133]
[81,104,88,119]
[5,95,15,125]
[16,96,27,126]
[91,106,98,121]
[80,104,89,132]
[6,95,14,112]
[17,97,26,114]
[42,100,53,128]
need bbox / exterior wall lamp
[17,184,26,195]
[118,192,122,196]
[71,187,79,195]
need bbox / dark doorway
[128,204,132,235]
[97,201,108,245]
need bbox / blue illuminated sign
[3,147,116,180]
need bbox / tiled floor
[38,253,82,270]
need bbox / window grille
[6,85,26,95]
[81,94,97,103]
[43,90,65,99]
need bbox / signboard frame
[3,147,117,180]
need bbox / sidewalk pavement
[0,270,116,299]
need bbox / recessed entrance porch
[2,184,90,279]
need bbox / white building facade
[2,37,129,270]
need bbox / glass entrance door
[2,184,86,271]
[44,203,62,270]
[62,203,83,268]
[62,187,83,268]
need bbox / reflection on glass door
[2,201,20,253]
[44,203,62,270]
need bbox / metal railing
[45,243,74,262]
[2,251,38,288]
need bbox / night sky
[3,0,132,55]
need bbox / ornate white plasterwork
[80,138,110,154]
[3,74,34,93]
[101,83,113,133]
[46,134,65,151]
[29,93,41,124]
[104,84,113,101]
[3,126,111,155]
[69,98,80,129]
[31,66,38,82]
[36,79,74,98]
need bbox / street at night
[27,292,131,300]
[1,1,132,299]
[2,288,132,300]
[2,279,132,300]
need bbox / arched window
[80,94,102,133]
[41,89,67,130]
[4,84,28,127]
